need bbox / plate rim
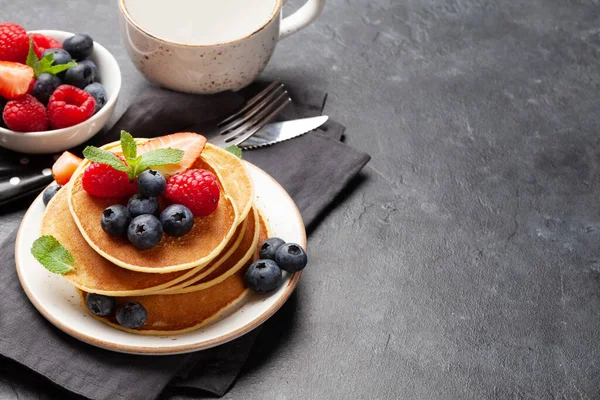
[14,161,306,355]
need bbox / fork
[207,81,292,148]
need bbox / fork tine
[221,91,289,141]
[224,96,292,146]
[219,85,287,133]
[217,81,282,127]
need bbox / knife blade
[239,116,329,149]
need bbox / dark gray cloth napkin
[0,83,370,400]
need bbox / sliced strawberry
[136,132,207,177]
[27,77,36,94]
[0,61,34,99]
[52,151,83,185]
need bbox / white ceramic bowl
[0,30,121,154]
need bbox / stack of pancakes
[41,142,268,335]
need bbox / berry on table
[0,61,34,99]
[0,23,31,63]
[32,73,62,104]
[115,302,147,329]
[136,169,166,197]
[244,259,283,293]
[259,237,286,261]
[51,151,83,185]
[42,184,62,206]
[101,204,132,237]
[165,169,220,217]
[81,159,137,198]
[48,85,96,129]
[127,214,163,250]
[160,204,194,237]
[62,34,94,60]
[85,293,115,317]
[32,33,61,58]
[127,194,159,218]
[64,62,95,89]
[41,48,73,66]
[275,243,308,272]
[84,82,107,113]
[2,94,47,132]
[0,97,6,128]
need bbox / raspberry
[2,94,48,132]
[48,85,96,129]
[82,157,137,198]
[31,33,61,58]
[165,169,220,217]
[0,23,32,63]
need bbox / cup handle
[279,0,326,40]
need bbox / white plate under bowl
[15,162,305,355]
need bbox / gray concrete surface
[2,0,600,398]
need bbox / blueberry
[101,204,131,237]
[160,204,194,237]
[83,82,107,113]
[244,259,282,293]
[115,302,147,329]
[127,214,163,250]
[62,33,94,60]
[127,194,159,218]
[275,243,308,272]
[41,48,72,65]
[78,60,99,82]
[85,293,115,317]
[42,184,62,206]
[258,237,286,261]
[33,73,62,104]
[64,62,96,89]
[136,169,166,197]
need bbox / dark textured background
[2,0,600,398]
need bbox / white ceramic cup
[118,0,326,94]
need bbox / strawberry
[31,33,61,58]
[136,132,207,177]
[0,61,34,99]
[165,169,220,217]
[82,156,138,198]
[0,23,30,63]
[52,152,83,185]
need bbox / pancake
[200,144,254,225]
[68,141,241,273]
[79,209,271,335]
[41,187,250,296]
[154,206,259,295]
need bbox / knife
[239,116,329,150]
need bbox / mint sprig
[83,131,184,181]
[225,145,242,159]
[31,235,75,275]
[26,37,76,78]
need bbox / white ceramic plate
[15,162,305,355]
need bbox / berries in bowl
[0,24,121,154]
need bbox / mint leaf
[39,54,54,71]
[46,62,75,75]
[31,235,75,275]
[83,146,130,173]
[137,148,184,171]
[225,145,242,159]
[120,131,137,160]
[26,37,41,77]
[26,37,75,77]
